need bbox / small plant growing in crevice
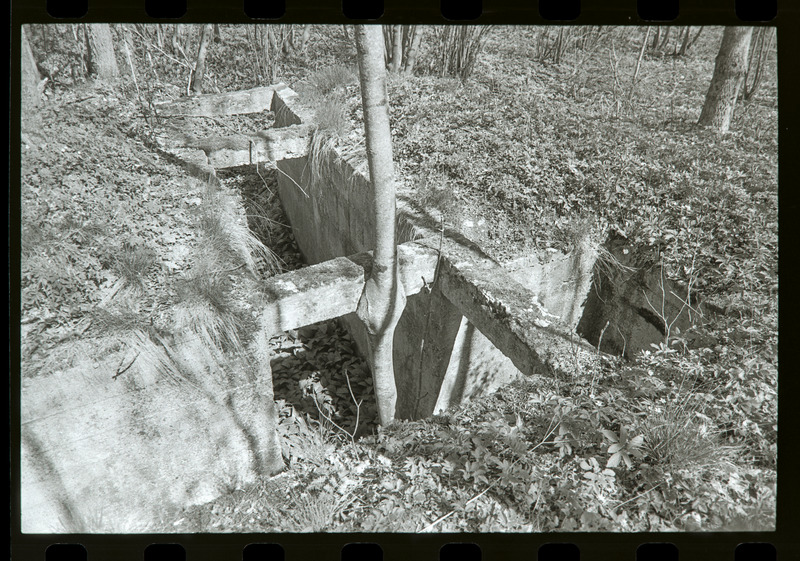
[113,242,157,289]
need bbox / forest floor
[20,24,777,532]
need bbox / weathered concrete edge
[267,86,597,378]
[256,243,439,335]
[174,125,314,168]
[154,84,294,117]
[257,234,596,379]
[428,236,598,378]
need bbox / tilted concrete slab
[21,331,283,533]
[256,234,595,384]
[427,237,597,380]
[256,243,439,336]
[156,125,313,169]
[154,84,293,117]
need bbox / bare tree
[677,26,704,56]
[191,24,214,94]
[402,25,423,76]
[383,25,422,75]
[354,25,406,425]
[631,27,651,90]
[21,26,43,109]
[743,27,776,101]
[84,24,119,81]
[435,26,493,81]
[698,27,754,133]
[172,24,185,55]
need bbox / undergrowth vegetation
[21,24,777,533]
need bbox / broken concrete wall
[505,241,598,331]
[577,233,702,359]
[272,93,523,418]
[271,87,708,417]
[21,334,282,533]
[270,88,601,419]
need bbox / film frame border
[9,0,798,559]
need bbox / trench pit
[217,164,380,438]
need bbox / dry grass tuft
[114,243,158,289]
[640,393,735,471]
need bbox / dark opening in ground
[220,164,379,438]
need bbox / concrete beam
[428,237,597,379]
[257,242,438,336]
[161,125,313,169]
[257,231,595,381]
[154,84,293,117]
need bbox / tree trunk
[744,27,775,101]
[21,26,42,110]
[172,24,183,54]
[85,24,119,81]
[156,24,165,49]
[354,25,406,425]
[390,25,403,73]
[678,26,692,56]
[697,27,754,133]
[687,27,704,51]
[632,27,651,88]
[382,25,393,67]
[651,27,661,51]
[402,25,422,76]
[191,24,214,94]
[291,24,311,52]
[658,26,672,50]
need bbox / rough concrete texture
[21,88,308,533]
[155,125,313,171]
[577,233,704,359]
[154,84,287,117]
[430,237,597,379]
[505,241,598,331]
[21,334,282,533]
[269,88,602,419]
[257,244,438,337]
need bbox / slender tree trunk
[267,26,279,55]
[296,24,311,52]
[156,24,165,49]
[85,24,119,81]
[403,25,422,76]
[191,24,214,94]
[687,26,704,51]
[21,26,42,110]
[354,25,406,425]
[744,27,775,101]
[651,27,661,51]
[172,24,182,54]
[678,26,692,56]
[632,27,651,88]
[382,25,393,68]
[658,26,672,50]
[390,25,403,73]
[698,27,754,133]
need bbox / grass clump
[114,243,158,289]
[300,64,356,100]
[197,181,280,277]
[640,393,732,471]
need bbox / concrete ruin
[21,84,708,532]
